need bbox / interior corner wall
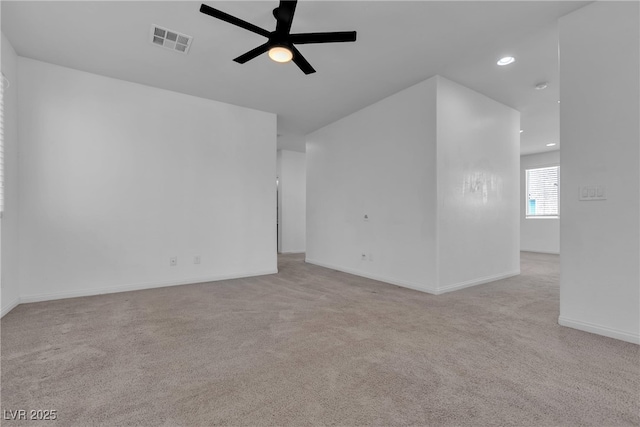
[306,77,439,292]
[306,75,519,295]
[277,133,306,153]
[276,150,283,253]
[559,1,640,344]
[520,151,560,254]
[17,57,277,303]
[435,76,520,292]
[278,150,306,253]
[1,32,20,316]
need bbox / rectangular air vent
[150,25,193,54]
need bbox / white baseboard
[305,258,438,294]
[521,249,560,255]
[558,316,639,345]
[279,251,305,254]
[1,297,21,318]
[306,259,520,296]
[435,270,521,295]
[19,269,278,304]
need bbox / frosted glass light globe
[269,46,293,63]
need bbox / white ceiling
[2,1,588,154]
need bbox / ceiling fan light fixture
[268,46,293,63]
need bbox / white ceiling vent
[150,25,192,54]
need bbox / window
[0,74,4,214]
[526,166,559,218]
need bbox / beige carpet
[1,252,638,426]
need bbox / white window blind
[0,76,4,214]
[526,166,559,217]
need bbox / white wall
[18,58,277,302]
[277,150,282,252]
[520,151,560,254]
[1,32,20,316]
[307,77,439,292]
[277,133,306,153]
[436,77,520,292]
[277,150,306,253]
[559,2,639,344]
[307,75,520,294]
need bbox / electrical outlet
[363,214,369,222]
[194,256,201,265]
[361,253,367,261]
[170,257,177,266]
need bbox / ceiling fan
[199,1,357,74]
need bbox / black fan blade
[290,45,315,74]
[289,31,357,44]
[200,4,270,38]
[233,43,270,64]
[275,0,297,35]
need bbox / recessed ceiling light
[268,46,293,63]
[546,143,557,147]
[535,82,548,90]
[497,56,515,66]
[558,100,561,104]
[520,129,524,133]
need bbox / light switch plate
[579,186,606,201]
